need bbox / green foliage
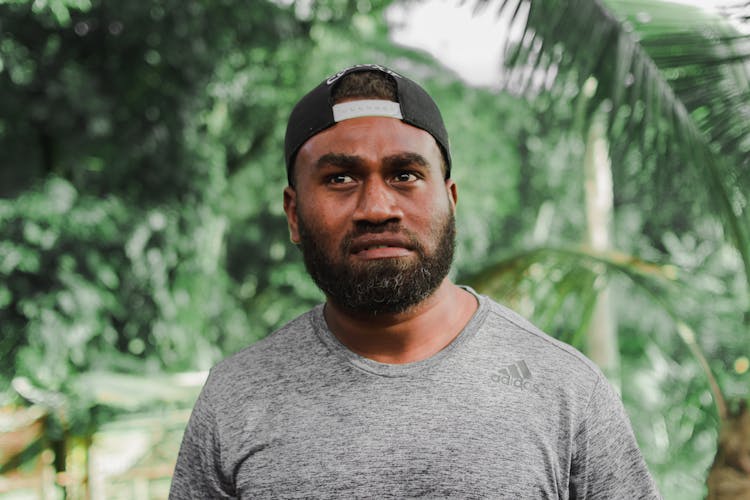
[0,0,537,417]
[0,0,323,405]
[493,0,750,297]
[466,1,750,497]
[3,0,747,497]
[0,0,316,202]
[0,177,245,390]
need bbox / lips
[348,234,414,256]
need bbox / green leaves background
[1,0,748,497]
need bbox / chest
[225,373,573,499]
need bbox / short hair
[331,70,398,103]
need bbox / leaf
[495,0,750,309]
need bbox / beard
[296,211,456,315]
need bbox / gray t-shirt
[170,290,660,499]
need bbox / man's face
[283,115,458,315]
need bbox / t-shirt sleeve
[169,382,236,499]
[569,376,662,499]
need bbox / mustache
[349,220,402,236]
[341,221,424,254]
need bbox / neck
[323,280,478,364]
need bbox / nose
[352,177,403,224]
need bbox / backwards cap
[284,64,451,185]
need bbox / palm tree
[466,0,750,497]
[482,0,749,297]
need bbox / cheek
[417,192,453,223]
[297,200,346,242]
[423,196,454,238]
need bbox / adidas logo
[491,360,539,393]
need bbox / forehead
[295,116,443,170]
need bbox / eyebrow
[382,152,428,169]
[314,152,429,170]
[315,153,363,170]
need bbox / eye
[393,171,419,183]
[327,174,355,185]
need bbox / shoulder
[202,306,323,397]
[473,294,634,436]
[473,293,608,399]
[463,292,660,496]
[482,296,600,370]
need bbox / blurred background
[1,0,749,498]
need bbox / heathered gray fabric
[170,290,660,499]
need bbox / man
[170,64,660,499]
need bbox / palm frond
[484,0,750,304]
[465,245,679,344]
[463,245,728,415]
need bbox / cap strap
[332,100,403,122]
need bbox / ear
[283,186,301,244]
[445,178,458,210]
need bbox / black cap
[284,64,451,185]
